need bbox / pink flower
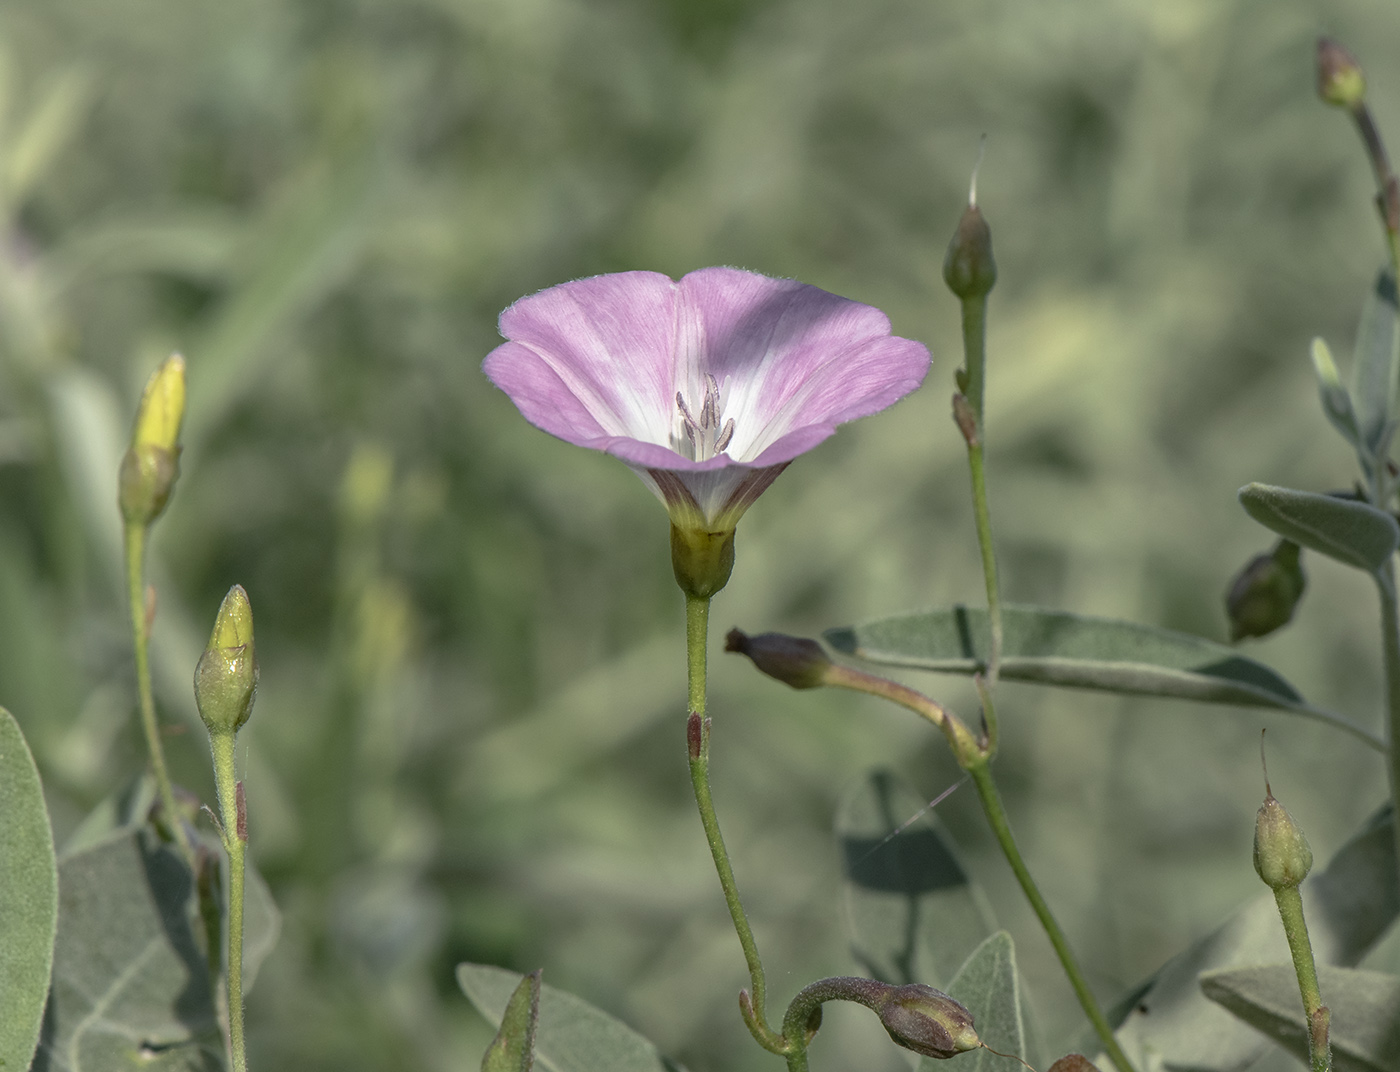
[484,267,930,538]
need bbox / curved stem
[965,759,1137,1072]
[210,732,247,1072]
[124,520,192,865]
[684,595,785,1055]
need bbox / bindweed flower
[484,268,930,596]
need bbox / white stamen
[673,377,736,461]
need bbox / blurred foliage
[3,0,1400,1069]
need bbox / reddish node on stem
[687,711,703,760]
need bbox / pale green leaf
[1349,269,1400,458]
[35,827,224,1072]
[482,970,542,1072]
[824,605,1380,750]
[1238,483,1398,575]
[457,962,685,1072]
[923,932,1031,1072]
[0,708,58,1072]
[1202,964,1400,1072]
[1106,805,1397,1072]
[1311,337,1363,453]
[837,769,996,990]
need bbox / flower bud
[943,203,997,301]
[1225,540,1305,642]
[724,629,833,689]
[1317,38,1365,110]
[878,983,981,1060]
[1254,789,1313,891]
[194,585,257,737]
[670,523,735,599]
[119,354,187,526]
[1225,540,1305,641]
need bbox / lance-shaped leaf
[1238,483,1398,575]
[483,970,543,1072]
[1311,337,1364,454]
[930,932,1033,1072]
[1104,805,1398,1072]
[458,963,686,1072]
[0,708,58,1072]
[824,605,1380,750]
[1349,268,1400,458]
[838,769,996,990]
[1202,964,1400,1072]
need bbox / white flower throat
[674,374,735,461]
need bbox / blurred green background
[4,0,1400,1069]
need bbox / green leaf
[36,826,224,1071]
[824,604,1380,750]
[482,970,542,1072]
[925,932,1031,1072]
[1202,965,1400,1072]
[1311,337,1364,454]
[1107,805,1398,1072]
[1348,268,1399,458]
[0,708,58,1072]
[837,769,997,990]
[457,963,685,1072]
[1238,483,1398,575]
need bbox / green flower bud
[1317,38,1365,110]
[878,983,981,1060]
[194,585,257,737]
[1254,789,1313,891]
[943,203,997,301]
[1225,540,1305,641]
[670,523,735,599]
[119,354,187,526]
[724,629,833,689]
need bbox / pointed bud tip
[210,584,254,650]
[132,353,187,453]
[1317,38,1365,110]
[879,984,980,1060]
[195,584,258,737]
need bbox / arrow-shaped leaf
[1238,483,1398,574]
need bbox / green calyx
[671,523,735,599]
[943,203,997,301]
[195,584,258,737]
[1254,790,1314,890]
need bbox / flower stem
[958,294,1004,707]
[124,520,193,866]
[210,731,248,1072]
[1271,884,1331,1072]
[1374,569,1400,889]
[684,594,786,1054]
[964,758,1137,1072]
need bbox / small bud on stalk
[119,354,186,526]
[943,203,997,301]
[1225,540,1305,641]
[1317,38,1365,111]
[195,585,258,738]
[877,983,982,1059]
[724,629,833,689]
[1254,787,1313,891]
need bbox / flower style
[484,267,930,594]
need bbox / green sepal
[483,970,542,1072]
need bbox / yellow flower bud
[119,354,187,526]
[194,585,258,737]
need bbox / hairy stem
[124,520,193,865]
[685,595,786,1055]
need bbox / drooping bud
[1254,788,1313,891]
[1048,1056,1102,1072]
[1317,38,1365,110]
[877,983,981,1060]
[194,585,258,737]
[943,203,997,301]
[119,354,187,526]
[724,629,833,689]
[1225,540,1306,641]
[670,524,735,599]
